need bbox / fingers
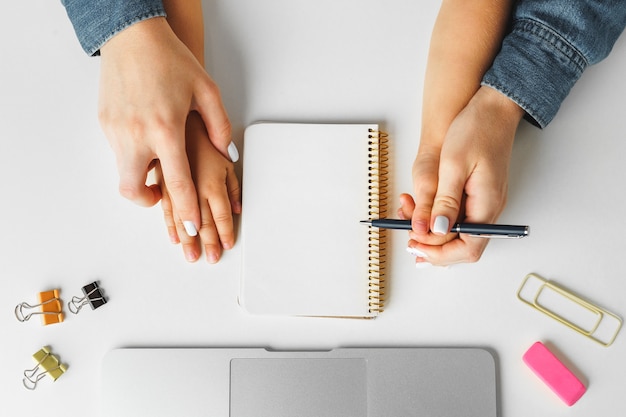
[226,164,242,215]
[174,207,202,263]
[407,235,489,267]
[156,130,202,237]
[202,160,242,261]
[160,167,240,264]
[199,179,237,263]
[198,204,222,264]
[157,164,201,262]
[160,184,180,245]
[398,193,416,220]
[198,201,230,264]
[407,140,492,266]
[111,126,200,235]
[408,148,459,247]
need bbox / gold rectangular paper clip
[23,346,68,390]
[15,289,64,325]
[518,273,623,347]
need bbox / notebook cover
[239,123,382,317]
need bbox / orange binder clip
[23,346,68,390]
[15,289,64,325]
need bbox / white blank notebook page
[240,123,376,317]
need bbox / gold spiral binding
[367,128,389,314]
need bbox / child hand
[158,112,241,263]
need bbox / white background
[1,1,625,416]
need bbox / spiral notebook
[239,123,388,318]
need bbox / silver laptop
[102,347,497,417]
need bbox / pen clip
[468,233,526,239]
[458,224,529,239]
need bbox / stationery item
[102,347,497,417]
[68,281,107,314]
[523,341,586,406]
[518,273,622,346]
[362,219,529,238]
[23,346,68,390]
[15,289,64,325]
[239,123,388,318]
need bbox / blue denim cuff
[61,0,166,56]
[481,19,587,128]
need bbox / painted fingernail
[415,261,433,269]
[183,221,198,237]
[228,141,240,162]
[433,216,449,235]
[406,247,428,258]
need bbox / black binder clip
[68,281,107,314]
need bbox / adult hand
[159,112,241,263]
[98,17,234,236]
[403,86,524,266]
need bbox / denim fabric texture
[61,0,625,125]
[61,0,166,56]
[482,0,626,128]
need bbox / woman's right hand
[98,17,233,237]
[404,86,524,266]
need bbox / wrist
[100,17,170,57]
[163,0,205,64]
[473,85,525,126]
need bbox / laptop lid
[101,347,497,417]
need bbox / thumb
[410,151,440,236]
[116,153,163,208]
[193,77,238,162]
[430,161,467,235]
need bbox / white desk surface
[2,1,625,416]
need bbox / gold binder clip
[15,289,64,325]
[517,273,623,347]
[23,346,68,390]
[68,281,107,314]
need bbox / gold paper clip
[23,346,68,390]
[68,281,107,314]
[15,289,64,325]
[518,273,623,347]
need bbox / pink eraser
[523,341,586,406]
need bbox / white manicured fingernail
[415,261,432,269]
[433,216,449,235]
[183,221,198,237]
[406,247,428,258]
[228,142,240,162]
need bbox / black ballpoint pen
[360,219,529,238]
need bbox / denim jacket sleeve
[481,0,626,128]
[61,0,166,56]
